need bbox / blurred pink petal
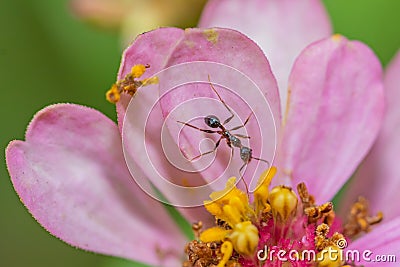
[116,27,185,130]
[70,0,132,29]
[6,104,186,266]
[340,51,400,220]
[199,0,332,111]
[347,216,400,266]
[277,36,384,203]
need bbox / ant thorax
[226,132,241,148]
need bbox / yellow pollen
[105,84,120,103]
[331,34,343,42]
[106,63,157,104]
[131,64,147,78]
[217,241,233,267]
[142,76,159,86]
[268,185,298,222]
[203,28,219,44]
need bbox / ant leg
[229,113,253,131]
[190,136,223,161]
[251,157,270,168]
[234,134,250,139]
[177,121,218,134]
[207,75,235,125]
[239,162,250,197]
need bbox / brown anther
[297,182,315,208]
[344,197,383,238]
[330,232,345,247]
[315,224,330,251]
[367,211,383,226]
[305,202,333,224]
[315,224,345,252]
[192,221,203,239]
[316,223,330,236]
[323,210,336,226]
[184,240,219,267]
[106,64,156,104]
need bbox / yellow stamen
[131,64,147,78]
[204,177,252,226]
[105,84,120,103]
[209,177,248,205]
[199,227,229,243]
[222,205,242,226]
[229,221,259,256]
[254,166,277,215]
[204,201,223,217]
[268,185,298,222]
[217,241,233,267]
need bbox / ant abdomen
[240,146,252,163]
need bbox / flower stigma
[106,64,159,103]
[183,167,383,267]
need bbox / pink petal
[115,28,216,226]
[121,28,280,225]
[6,104,186,266]
[347,216,400,266]
[116,27,185,131]
[199,0,332,111]
[340,51,400,220]
[160,28,280,190]
[277,36,384,203]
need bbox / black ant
[177,76,269,193]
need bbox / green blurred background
[0,0,399,266]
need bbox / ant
[177,76,269,193]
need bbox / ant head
[205,115,221,128]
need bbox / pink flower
[6,1,399,267]
[338,50,400,265]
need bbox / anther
[192,221,203,239]
[344,197,383,238]
[305,202,333,224]
[297,182,315,208]
[106,64,157,104]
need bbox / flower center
[183,167,383,267]
[105,64,158,103]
